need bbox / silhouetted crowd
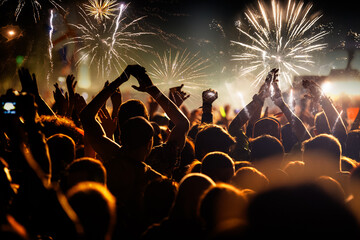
[1,66,360,240]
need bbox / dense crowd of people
[0,65,360,239]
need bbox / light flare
[231,0,328,87]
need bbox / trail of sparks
[0,0,63,22]
[231,0,328,88]
[47,9,54,84]
[149,49,210,85]
[65,5,153,79]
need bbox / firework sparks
[0,0,63,22]
[65,4,153,79]
[231,0,328,87]
[149,49,210,86]
[83,0,119,22]
[149,49,211,106]
[47,9,54,83]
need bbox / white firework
[231,0,328,87]
[83,0,119,22]
[149,49,211,87]
[65,4,153,79]
[0,0,63,22]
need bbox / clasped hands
[122,64,155,92]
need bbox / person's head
[120,116,154,155]
[247,183,359,237]
[253,117,281,141]
[117,99,149,128]
[315,176,345,202]
[302,134,342,176]
[195,124,236,160]
[67,182,116,240]
[283,160,305,183]
[345,129,360,162]
[231,167,269,193]
[314,111,331,135]
[47,133,75,182]
[201,152,235,183]
[341,156,358,172]
[249,134,285,170]
[143,178,178,224]
[37,115,83,145]
[62,157,106,192]
[171,173,215,220]
[198,183,248,231]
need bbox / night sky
[0,0,359,107]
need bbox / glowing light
[83,0,119,22]
[47,9,54,83]
[65,5,153,79]
[149,49,210,87]
[321,81,332,94]
[231,0,328,87]
[0,25,23,41]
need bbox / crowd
[0,65,360,239]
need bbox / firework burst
[231,0,328,87]
[65,4,153,79]
[83,0,119,22]
[149,49,211,88]
[0,0,63,22]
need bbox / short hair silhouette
[250,134,284,163]
[47,133,75,182]
[253,117,281,140]
[195,124,236,160]
[231,167,269,192]
[67,182,116,240]
[201,152,235,183]
[302,133,341,164]
[143,178,178,224]
[117,99,149,128]
[120,116,154,149]
[247,183,359,237]
[37,115,83,144]
[62,157,106,192]
[198,183,247,231]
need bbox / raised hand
[66,74,77,99]
[98,108,117,139]
[131,70,154,92]
[110,87,122,118]
[202,89,218,105]
[53,83,69,116]
[18,68,39,96]
[169,84,190,107]
[302,79,323,102]
[270,74,284,107]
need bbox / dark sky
[1,0,360,97]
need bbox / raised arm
[303,79,347,144]
[131,68,190,150]
[271,76,311,142]
[201,89,218,124]
[80,66,134,160]
[228,70,274,138]
[18,68,56,117]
